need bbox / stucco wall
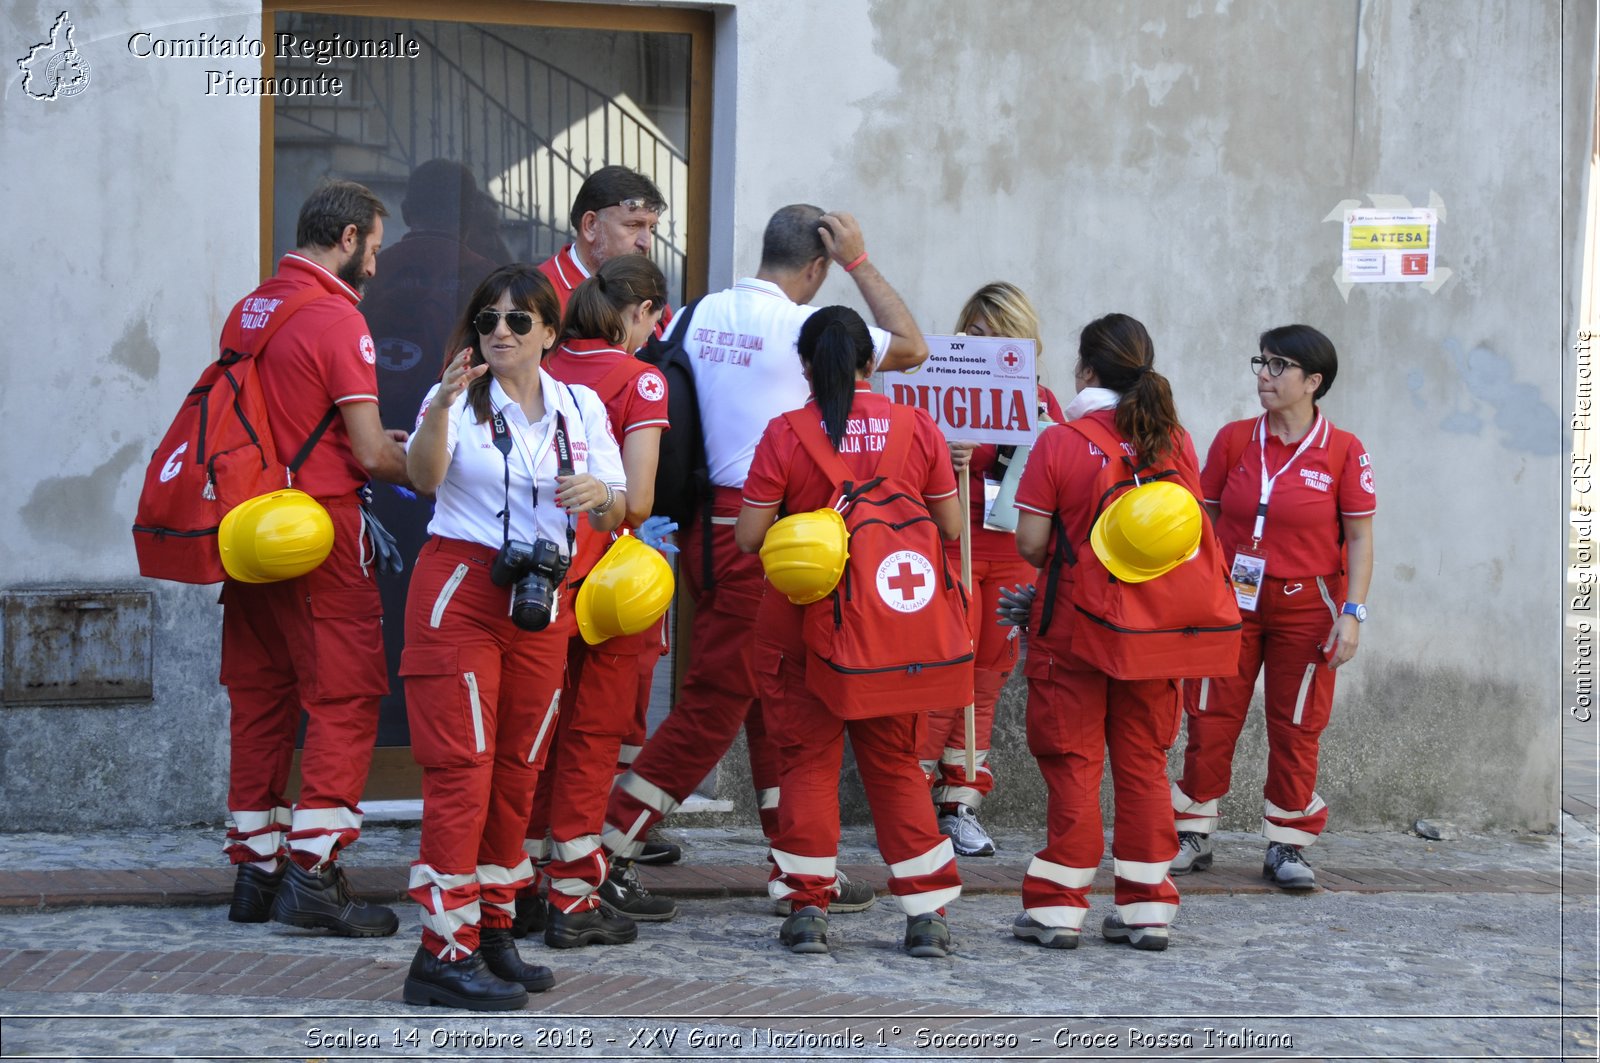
[0,0,1576,832]
[712,0,1570,832]
[2,2,264,827]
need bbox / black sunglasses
[474,309,539,336]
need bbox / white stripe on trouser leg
[229,807,290,859]
[430,564,468,628]
[527,689,560,763]
[889,838,956,880]
[1113,858,1172,885]
[522,835,551,863]
[550,836,606,906]
[617,744,642,767]
[616,771,684,816]
[889,838,960,916]
[1291,663,1317,726]
[919,759,937,776]
[1023,904,1089,930]
[1196,677,1210,714]
[1263,795,1327,847]
[602,811,653,862]
[409,867,479,961]
[1315,576,1338,619]
[464,671,486,753]
[770,849,838,878]
[477,858,533,920]
[287,806,362,865]
[1025,857,1097,890]
[1117,900,1177,926]
[757,787,779,811]
[768,849,837,907]
[1171,782,1220,833]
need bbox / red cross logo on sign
[876,550,935,613]
[1001,350,1019,369]
[995,342,1027,376]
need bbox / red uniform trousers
[618,621,667,775]
[920,553,1032,807]
[1021,642,1182,931]
[1172,574,1342,846]
[758,597,962,915]
[221,498,386,870]
[401,537,567,960]
[526,625,653,913]
[602,489,780,861]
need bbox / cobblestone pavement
[1,817,1595,1061]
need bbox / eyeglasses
[474,309,539,336]
[1250,354,1302,378]
[607,196,665,216]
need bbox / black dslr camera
[490,537,569,631]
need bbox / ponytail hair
[562,255,668,345]
[1077,313,1181,467]
[797,306,875,450]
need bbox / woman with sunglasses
[927,281,1065,858]
[1168,325,1376,890]
[521,254,679,948]
[399,264,626,1011]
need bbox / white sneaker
[938,804,996,857]
[1170,831,1213,875]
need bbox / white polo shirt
[673,277,889,487]
[411,372,626,552]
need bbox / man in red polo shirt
[221,180,413,937]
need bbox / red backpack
[131,286,338,584]
[1037,417,1241,680]
[783,407,975,719]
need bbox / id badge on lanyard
[981,476,1003,529]
[1235,415,1323,612]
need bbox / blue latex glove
[996,583,1037,628]
[391,484,417,501]
[637,515,680,555]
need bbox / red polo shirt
[238,254,378,499]
[1201,414,1375,578]
[536,243,673,335]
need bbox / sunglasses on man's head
[1250,354,1301,378]
[474,309,539,336]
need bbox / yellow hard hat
[218,489,334,584]
[759,507,849,605]
[1089,480,1203,584]
[576,534,675,645]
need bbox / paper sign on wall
[880,335,1038,447]
[1342,207,1438,283]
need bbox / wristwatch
[1341,602,1367,622]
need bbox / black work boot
[270,860,399,937]
[597,861,677,921]
[509,889,547,939]
[543,904,638,949]
[228,863,285,923]
[402,946,528,1011]
[478,926,555,992]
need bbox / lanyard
[1251,412,1323,546]
[489,405,576,554]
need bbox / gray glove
[996,583,1037,628]
[360,505,405,577]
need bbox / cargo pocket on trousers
[306,588,388,701]
[400,644,491,768]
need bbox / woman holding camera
[522,255,677,946]
[400,264,626,1012]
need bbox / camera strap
[489,405,577,559]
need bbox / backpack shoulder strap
[873,405,916,478]
[782,408,855,489]
[593,357,646,403]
